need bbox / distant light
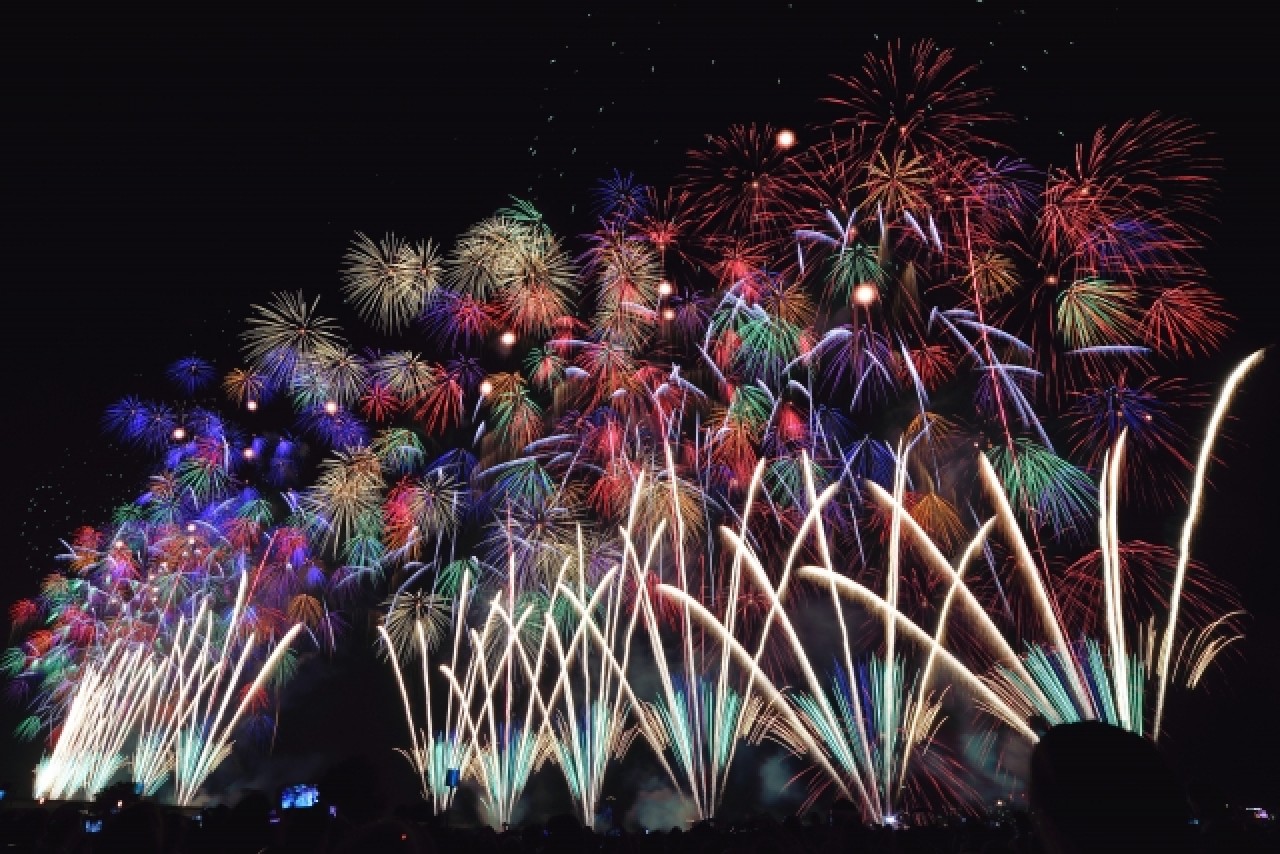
[776,128,797,149]
[323,400,339,416]
[186,523,197,533]
[243,447,256,460]
[1045,274,1059,286]
[657,279,674,297]
[1143,413,1153,422]
[479,380,494,396]
[246,400,259,412]
[500,330,517,346]
[171,426,187,441]
[853,283,878,306]
[662,307,676,321]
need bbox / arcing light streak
[1153,349,1264,739]
[795,566,1037,742]
[378,562,473,813]
[33,575,302,804]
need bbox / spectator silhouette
[1029,721,1191,853]
[97,800,163,854]
[319,754,388,827]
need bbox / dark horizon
[2,0,1277,814]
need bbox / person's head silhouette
[1029,721,1190,853]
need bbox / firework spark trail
[533,542,654,827]
[379,564,474,812]
[174,577,304,805]
[1099,433,1132,730]
[863,481,1050,711]
[801,451,880,810]
[133,606,225,796]
[794,566,1037,741]
[439,554,560,826]
[976,456,1091,711]
[883,438,908,815]
[32,575,302,804]
[898,518,997,793]
[1153,349,1264,739]
[35,642,153,799]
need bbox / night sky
[3,1,1277,810]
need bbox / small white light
[853,283,878,306]
[479,380,494,396]
[113,540,126,550]
[246,400,259,412]
[776,128,796,149]
[186,523,197,533]
[171,426,187,441]
[243,447,256,459]
[323,400,339,416]
[657,279,674,297]
[662,307,676,321]
[500,330,517,346]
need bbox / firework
[32,576,302,803]
[8,41,1258,821]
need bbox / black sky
[2,1,1277,808]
